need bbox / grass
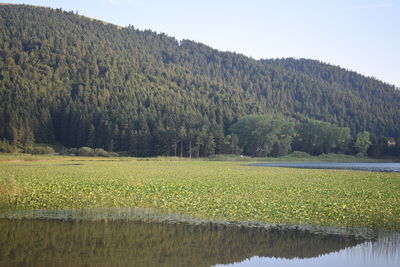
[0,155,399,230]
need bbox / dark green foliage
[230,115,295,157]
[395,138,400,157]
[354,131,372,156]
[16,129,34,153]
[367,135,390,158]
[0,5,399,157]
[293,120,352,156]
[86,124,96,148]
[231,116,353,157]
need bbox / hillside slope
[0,4,399,156]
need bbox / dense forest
[0,4,399,157]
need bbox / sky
[2,0,400,87]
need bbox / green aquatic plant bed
[0,158,399,230]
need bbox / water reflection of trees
[0,219,364,267]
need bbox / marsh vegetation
[1,156,399,230]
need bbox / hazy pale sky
[3,0,400,87]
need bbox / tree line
[230,115,400,158]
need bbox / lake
[0,208,399,267]
[249,162,400,172]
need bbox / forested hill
[1,4,399,156]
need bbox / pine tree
[87,124,96,148]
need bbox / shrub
[356,152,367,158]
[65,148,78,156]
[77,147,95,156]
[107,152,119,157]
[0,139,17,153]
[94,148,109,157]
[31,146,55,155]
[288,151,311,157]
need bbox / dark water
[0,209,398,267]
[249,162,400,172]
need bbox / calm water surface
[249,162,400,172]
[0,208,398,267]
[214,232,400,267]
